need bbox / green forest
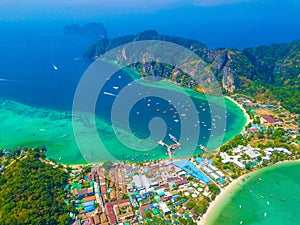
[0,153,72,225]
[84,30,300,114]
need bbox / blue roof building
[172,160,211,184]
[194,157,213,165]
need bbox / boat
[258,177,263,181]
[113,86,119,90]
[52,63,58,70]
[240,221,243,224]
[174,119,179,123]
[59,134,68,138]
[103,92,117,97]
[168,134,177,141]
[264,212,267,217]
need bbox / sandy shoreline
[199,159,300,225]
[198,173,247,225]
[225,95,252,128]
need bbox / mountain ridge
[83,30,300,113]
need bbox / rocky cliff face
[83,30,299,99]
[84,30,264,92]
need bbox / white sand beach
[225,96,252,128]
[198,173,248,225]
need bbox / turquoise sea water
[0,79,246,164]
[206,162,300,225]
[0,23,247,164]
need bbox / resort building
[172,160,211,185]
[220,152,246,169]
[194,157,226,185]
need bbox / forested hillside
[84,30,300,113]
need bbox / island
[0,30,299,225]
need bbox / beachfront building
[220,152,246,169]
[194,157,226,185]
[262,147,292,160]
[245,148,260,159]
[274,147,292,155]
[172,160,211,185]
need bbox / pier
[158,134,181,161]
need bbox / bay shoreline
[199,159,300,225]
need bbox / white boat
[103,92,117,97]
[240,221,243,224]
[113,86,119,90]
[264,212,267,217]
[168,134,177,141]
[174,119,179,123]
[52,63,58,70]
[59,134,68,138]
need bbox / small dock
[158,134,181,161]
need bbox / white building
[132,174,151,191]
[159,202,171,215]
[210,173,220,181]
[215,170,225,179]
[245,149,260,159]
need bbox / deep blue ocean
[0,22,94,110]
[0,21,247,162]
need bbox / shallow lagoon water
[0,24,247,164]
[0,76,246,164]
[206,162,300,225]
